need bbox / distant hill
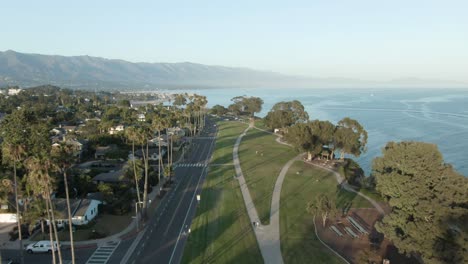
[0,50,466,90]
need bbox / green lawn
[280,161,372,264]
[239,128,296,224]
[253,118,270,131]
[210,121,248,165]
[182,121,263,264]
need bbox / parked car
[26,240,60,254]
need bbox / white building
[52,198,102,227]
[109,124,125,135]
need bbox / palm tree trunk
[158,130,162,183]
[63,170,75,264]
[13,162,24,264]
[45,199,57,264]
[47,192,63,264]
[141,143,149,218]
[132,141,141,204]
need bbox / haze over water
[179,88,468,176]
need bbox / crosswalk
[174,163,206,168]
[86,241,120,264]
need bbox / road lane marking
[168,131,217,264]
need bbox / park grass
[239,128,296,224]
[280,161,371,264]
[182,121,263,264]
[253,118,270,131]
[210,121,248,165]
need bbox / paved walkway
[233,123,385,264]
[304,161,385,215]
[233,124,301,264]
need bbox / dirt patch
[316,208,414,264]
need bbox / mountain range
[0,50,466,90]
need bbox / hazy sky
[2,0,467,82]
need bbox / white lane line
[168,133,217,264]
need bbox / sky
[1,0,468,82]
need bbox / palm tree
[124,127,142,204]
[152,115,170,182]
[26,156,63,264]
[51,143,76,264]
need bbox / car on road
[26,240,60,254]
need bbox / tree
[356,247,382,264]
[0,109,34,264]
[264,100,309,129]
[124,127,143,205]
[26,156,63,264]
[51,143,76,264]
[210,104,228,116]
[230,96,263,117]
[307,194,338,227]
[334,117,367,160]
[284,122,321,160]
[373,142,468,264]
[173,93,187,107]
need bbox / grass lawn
[210,121,248,165]
[182,121,263,264]
[280,161,371,264]
[239,128,296,224]
[254,118,270,131]
[30,213,133,241]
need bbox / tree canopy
[373,141,468,264]
[264,100,309,129]
[229,96,263,117]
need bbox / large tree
[284,122,321,160]
[264,100,309,129]
[334,117,368,160]
[373,142,468,264]
[307,194,338,227]
[230,96,263,117]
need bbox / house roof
[93,169,128,183]
[53,198,82,219]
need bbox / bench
[347,216,369,235]
[330,225,343,237]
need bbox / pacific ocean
[179,88,468,176]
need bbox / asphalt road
[0,246,96,264]
[0,118,217,264]
[121,118,217,264]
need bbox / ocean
[177,88,468,176]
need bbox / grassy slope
[239,128,296,224]
[280,161,371,264]
[182,121,263,264]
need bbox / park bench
[344,226,359,238]
[347,216,369,235]
[330,225,343,237]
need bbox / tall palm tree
[26,156,63,264]
[124,127,142,204]
[51,143,76,264]
[2,144,26,264]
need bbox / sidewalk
[232,125,287,264]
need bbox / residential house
[137,113,146,122]
[94,144,117,159]
[109,125,125,135]
[92,169,129,184]
[51,198,102,227]
[134,148,167,161]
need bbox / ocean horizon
[175,88,468,177]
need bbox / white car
[26,240,59,254]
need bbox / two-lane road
[123,118,217,264]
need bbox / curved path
[233,123,384,264]
[304,161,385,215]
